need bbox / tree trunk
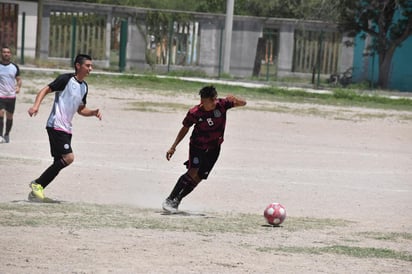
[377,46,396,89]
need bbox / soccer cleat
[29,181,45,200]
[28,191,43,202]
[28,192,58,203]
[162,198,180,213]
[3,135,9,143]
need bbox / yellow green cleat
[29,181,45,201]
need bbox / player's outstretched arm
[226,94,247,107]
[77,106,102,120]
[28,86,52,117]
[166,126,189,161]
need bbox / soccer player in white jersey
[0,46,22,143]
[27,54,102,202]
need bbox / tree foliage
[337,0,412,88]
[70,0,340,21]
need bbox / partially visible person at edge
[0,46,22,143]
[162,85,246,212]
[27,54,102,202]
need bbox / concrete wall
[230,19,263,77]
[389,37,412,91]
[352,34,412,92]
[126,18,146,70]
[277,24,295,77]
[198,19,222,76]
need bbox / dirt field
[1,75,411,273]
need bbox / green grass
[0,202,348,233]
[86,74,412,110]
[2,202,410,262]
[125,101,190,112]
[21,72,412,111]
[258,245,412,261]
[357,231,412,241]
[256,86,412,110]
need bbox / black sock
[168,174,198,201]
[5,119,12,136]
[176,183,195,201]
[167,174,186,200]
[36,158,68,188]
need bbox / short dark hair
[1,45,11,51]
[199,85,217,98]
[74,54,92,67]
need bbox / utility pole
[223,0,234,74]
[35,0,43,60]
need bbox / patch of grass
[256,87,412,111]
[0,203,349,233]
[247,104,399,121]
[357,231,412,241]
[258,245,412,261]
[282,216,352,231]
[167,69,209,78]
[22,73,412,112]
[125,101,189,112]
[86,74,201,94]
[321,245,412,261]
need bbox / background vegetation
[71,0,341,21]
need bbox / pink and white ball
[264,203,286,226]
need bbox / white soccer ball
[264,202,286,225]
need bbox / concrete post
[105,12,112,67]
[126,18,146,70]
[223,0,234,74]
[277,24,294,77]
[198,20,221,76]
[39,6,49,59]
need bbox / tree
[337,0,412,88]
[198,0,338,19]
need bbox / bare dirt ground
[1,76,411,273]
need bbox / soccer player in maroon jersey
[163,85,246,212]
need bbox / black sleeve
[82,82,88,105]
[12,63,20,77]
[48,73,74,92]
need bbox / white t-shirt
[0,62,20,98]
[46,73,88,134]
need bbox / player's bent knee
[62,154,74,165]
[187,169,202,184]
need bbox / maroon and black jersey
[183,98,234,150]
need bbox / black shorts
[0,98,16,113]
[47,127,73,158]
[185,145,221,180]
